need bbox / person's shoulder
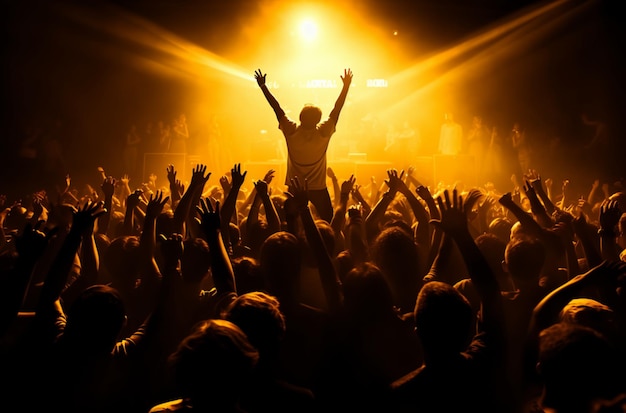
[390,366,424,391]
[279,116,297,133]
[148,399,190,412]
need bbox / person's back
[223,291,318,413]
[535,322,626,413]
[321,262,422,411]
[148,319,259,413]
[502,235,552,409]
[454,232,516,315]
[22,285,143,413]
[101,235,151,337]
[389,281,502,413]
[258,231,332,392]
[369,225,423,316]
[254,68,353,224]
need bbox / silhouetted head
[504,236,546,286]
[63,284,127,353]
[232,255,264,294]
[168,319,259,404]
[370,225,421,313]
[488,217,513,244]
[475,233,511,289]
[299,104,322,128]
[223,291,286,360]
[537,322,624,413]
[414,281,474,359]
[342,262,395,323]
[559,298,616,343]
[259,231,302,301]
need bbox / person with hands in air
[388,188,508,413]
[254,67,353,224]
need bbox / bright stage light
[299,19,318,42]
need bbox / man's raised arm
[329,68,353,125]
[254,69,285,121]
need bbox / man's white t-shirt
[279,116,336,190]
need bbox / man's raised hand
[254,69,267,87]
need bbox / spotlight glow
[299,19,318,42]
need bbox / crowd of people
[0,67,626,413]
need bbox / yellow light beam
[379,0,593,116]
[53,2,253,83]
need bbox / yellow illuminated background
[3,0,624,194]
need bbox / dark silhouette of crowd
[1,68,626,413]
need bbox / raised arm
[220,163,247,250]
[328,68,353,125]
[286,177,342,314]
[526,171,557,217]
[166,164,183,208]
[174,163,210,238]
[522,180,554,229]
[122,189,143,236]
[329,174,356,238]
[36,201,105,315]
[98,176,116,236]
[327,167,342,208]
[364,170,401,243]
[254,178,281,235]
[498,191,544,240]
[431,189,503,331]
[139,190,170,288]
[196,198,237,298]
[255,69,286,121]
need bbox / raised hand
[384,169,406,193]
[31,195,44,220]
[263,169,276,185]
[599,199,622,233]
[463,188,483,215]
[145,190,169,219]
[167,164,177,185]
[126,189,143,210]
[172,180,185,198]
[341,68,353,87]
[230,163,247,189]
[552,215,575,244]
[195,197,221,236]
[100,176,116,199]
[120,174,130,187]
[351,184,366,204]
[341,175,356,197]
[71,200,107,235]
[347,203,363,221]
[219,175,232,195]
[191,164,211,187]
[97,166,107,182]
[523,180,537,199]
[253,179,269,198]
[285,176,310,211]
[326,167,337,180]
[415,185,434,202]
[254,69,267,87]
[406,165,415,177]
[430,189,470,236]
